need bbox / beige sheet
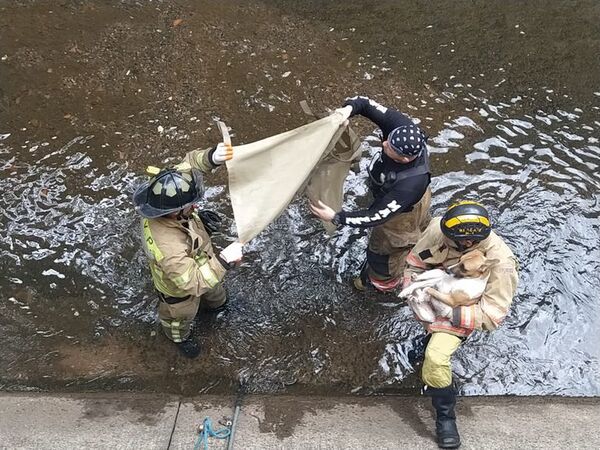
[302,103,362,234]
[226,110,349,243]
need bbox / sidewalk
[0,393,598,449]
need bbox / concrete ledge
[0,393,598,449]
[0,393,180,450]
[169,396,234,450]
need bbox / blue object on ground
[194,417,231,450]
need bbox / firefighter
[133,143,241,358]
[310,96,431,292]
[404,201,519,448]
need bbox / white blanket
[226,110,349,243]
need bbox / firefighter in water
[132,143,242,358]
[310,96,432,292]
[404,201,519,448]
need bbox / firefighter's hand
[309,200,336,222]
[220,242,243,265]
[211,142,233,165]
[334,105,353,126]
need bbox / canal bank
[1,393,599,449]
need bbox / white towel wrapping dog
[399,250,498,323]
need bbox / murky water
[1,0,599,396]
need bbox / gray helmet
[133,168,204,218]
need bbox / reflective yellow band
[143,219,164,262]
[171,321,182,341]
[195,252,208,265]
[448,200,481,210]
[160,320,183,342]
[444,215,490,229]
[173,161,192,172]
[195,152,205,168]
[173,264,194,288]
[151,264,180,297]
[195,252,219,288]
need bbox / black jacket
[335,96,430,228]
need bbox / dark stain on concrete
[78,393,179,426]
[254,396,328,439]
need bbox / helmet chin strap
[176,208,192,221]
[454,241,469,251]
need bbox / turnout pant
[422,332,463,388]
[365,188,432,291]
[157,284,226,343]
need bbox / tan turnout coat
[142,148,227,299]
[404,217,519,337]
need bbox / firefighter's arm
[183,144,232,173]
[160,244,225,298]
[334,184,423,228]
[343,95,412,136]
[343,96,388,121]
[451,256,518,331]
[402,220,441,288]
[403,249,430,288]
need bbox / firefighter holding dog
[404,201,518,449]
[133,143,242,359]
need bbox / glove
[211,142,233,165]
[334,105,353,125]
[219,242,243,265]
[198,209,222,235]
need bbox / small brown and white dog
[399,250,498,323]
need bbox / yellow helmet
[440,201,491,242]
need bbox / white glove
[219,242,243,265]
[335,105,353,122]
[211,142,233,165]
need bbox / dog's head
[448,250,498,278]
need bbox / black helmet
[133,168,204,218]
[440,201,491,242]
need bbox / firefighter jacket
[404,217,519,337]
[142,148,227,298]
